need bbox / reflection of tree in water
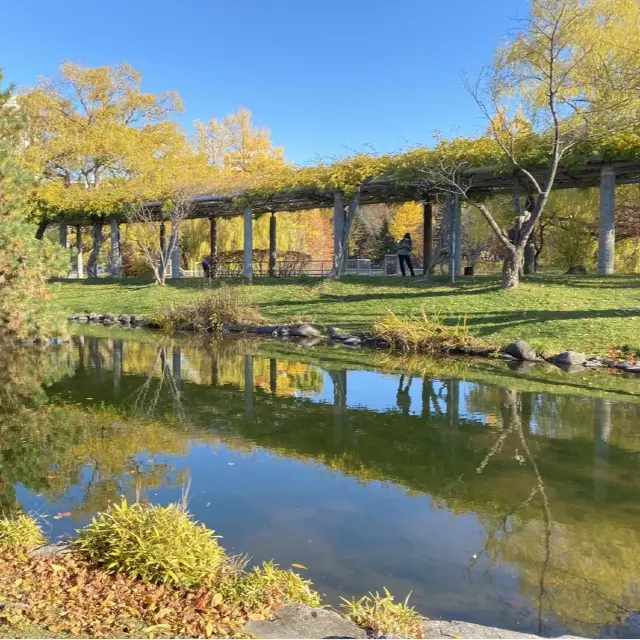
[468,388,640,636]
[396,374,412,415]
[0,342,191,520]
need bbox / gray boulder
[502,340,538,361]
[421,619,580,639]
[89,312,99,320]
[119,314,131,324]
[341,336,362,347]
[245,603,365,639]
[131,315,143,326]
[104,312,115,321]
[552,351,586,365]
[30,542,73,559]
[291,324,321,338]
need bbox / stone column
[333,191,345,276]
[210,217,218,276]
[76,226,84,279]
[171,221,181,279]
[243,206,253,279]
[269,212,277,277]
[453,195,462,278]
[59,223,68,249]
[598,165,616,275]
[423,199,433,275]
[110,220,122,278]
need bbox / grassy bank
[48,274,640,354]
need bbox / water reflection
[1,335,640,638]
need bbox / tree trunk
[502,248,523,290]
[87,221,104,278]
[35,220,48,240]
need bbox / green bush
[74,500,227,588]
[224,561,321,609]
[150,283,264,332]
[341,588,423,638]
[0,514,45,551]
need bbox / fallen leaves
[0,550,253,638]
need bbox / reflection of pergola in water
[84,335,617,502]
[53,156,640,279]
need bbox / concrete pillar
[599,165,616,275]
[423,199,433,274]
[593,398,611,502]
[244,355,254,424]
[113,339,123,397]
[59,223,68,249]
[171,221,181,279]
[453,195,462,278]
[269,358,278,395]
[269,212,277,277]
[333,191,345,276]
[76,225,84,279]
[243,206,253,279]
[110,219,122,278]
[172,345,182,390]
[210,217,218,276]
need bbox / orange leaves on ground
[0,551,251,638]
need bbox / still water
[2,333,640,638]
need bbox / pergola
[57,156,640,279]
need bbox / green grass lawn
[48,274,640,355]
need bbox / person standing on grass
[202,255,211,278]
[397,233,415,277]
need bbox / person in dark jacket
[397,233,415,277]
[202,255,211,278]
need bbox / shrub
[224,561,321,610]
[150,284,264,332]
[0,514,45,551]
[340,588,423,638]
[74,500,227,588]
[372,308,483,354]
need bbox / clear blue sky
[1,0,528,165]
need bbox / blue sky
[1,0,527,164]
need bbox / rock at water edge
[502,340,538,361]
[245,603,366,639]
[552,351,586,365]
[291,324,321,338]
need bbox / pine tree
[351,217,378,260]
[375,218,397,262]
[0,69,67,339]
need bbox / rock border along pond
[67,314,640,376]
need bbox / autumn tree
[412,0,640,289]
[18,63,198,277]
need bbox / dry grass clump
[151,284,263,333]
[0,514,45,552]
[372,308,483,355]
[340,588,423,638]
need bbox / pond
[2,330,640,638]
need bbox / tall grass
[372,307,485,354]
[150,283,263,333]
[341,588,423,638]
[0,514,45,551]
[74,500,227,588]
